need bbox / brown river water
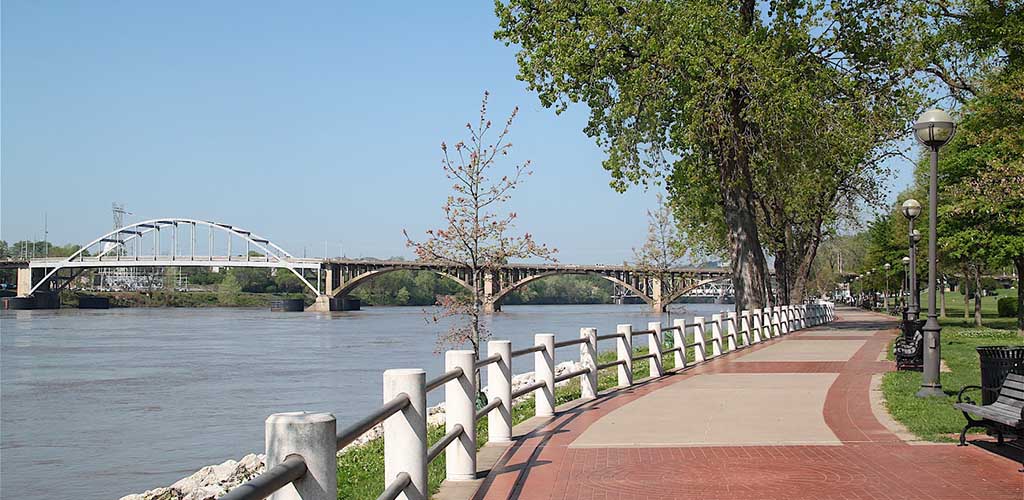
[0,303,728,499]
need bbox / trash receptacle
[976,346,1024,405]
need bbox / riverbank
[61,290,308,308]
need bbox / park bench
[893,319,924,371]
[954,371,1024,447]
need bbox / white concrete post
[616,324,633,387]
[710,314,723,357]
[535,333,556,417]
[445,350,476,481]
[766,309,777,338]
[780,306,790,335]
[751,309,763,343]
[692,317,706,362]
[383,369,427,500]
[647,321,664,378]
[740,310,753,345]
[727,312,739,350]
[486,340,512,443]
[580,328,598,399]
[671,319,687,368]
[265,412,336,500]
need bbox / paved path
[474,308,1022,499]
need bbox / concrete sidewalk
[470,308,1023,500]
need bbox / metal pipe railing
[337,393,411,450]
[554,337,588,348]
[597,359,625,370]
[219,455,307,500]
[511,344,545,358]
[512,380,546,399]
[376,472,410,500]
[426,424,464,463]
[554,367,590,383]
[476,397,502,421]
[425,367,463,393]
[475,353,501,368]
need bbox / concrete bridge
[6,217,732,312]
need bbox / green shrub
[997,296,1019,317]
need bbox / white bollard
[692,317,706,362]
[535,333,556,417]
[780,306,790,335]
[383,369,427,500]
[445,350,476,481]
[648,321,664,378]
[710,314,724,357]
[580,328,598,399]
[672,319,687,369]
[751,309,763,343]
[487,340,512,443]
[740,310,753,345]
[727,312,739,350]
[265,412,336,500]
[616,324,633,387]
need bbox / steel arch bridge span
[490,270,651,306]
[26,218,321,295]
[327,265,473,298]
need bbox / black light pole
[913,109,956,398]
[884,263,891,312]
[902,256,911,311]
[902,199,922,321]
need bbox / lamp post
[902,256,911,312]
[913,109,956,398]
[902,199,922,321]
[884,263,891,312]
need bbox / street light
[884,263,891,311]
[902,200,922,321]
[913,109,956,398]
[902,256,911,310]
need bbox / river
[0,303,729,500]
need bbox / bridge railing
[220,302,836,500]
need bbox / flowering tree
[406,92,556,362]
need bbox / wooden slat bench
[954,372,1024,446]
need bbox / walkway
[473,308,1023,500]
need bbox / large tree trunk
[1016,257,1024,336]
[724,190,769,311]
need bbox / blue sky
[1,1,917,264]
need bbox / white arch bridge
[16,217,732,312]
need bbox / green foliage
[0,239,83,258]
[998,297,1019,318]
[495,0,922,306]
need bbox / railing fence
[219,302,836,500]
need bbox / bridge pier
[305,295,361,312]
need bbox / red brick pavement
[473,310,1023,499]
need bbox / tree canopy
[496,0,921,308]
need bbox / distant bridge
[9,217,733,312]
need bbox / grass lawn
[881,287,1023,442]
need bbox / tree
[495,0,919,309]
[406,92,556,362]
[631,194,688,303]
[936,67,1024,334]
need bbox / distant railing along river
[0,303,725,500]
